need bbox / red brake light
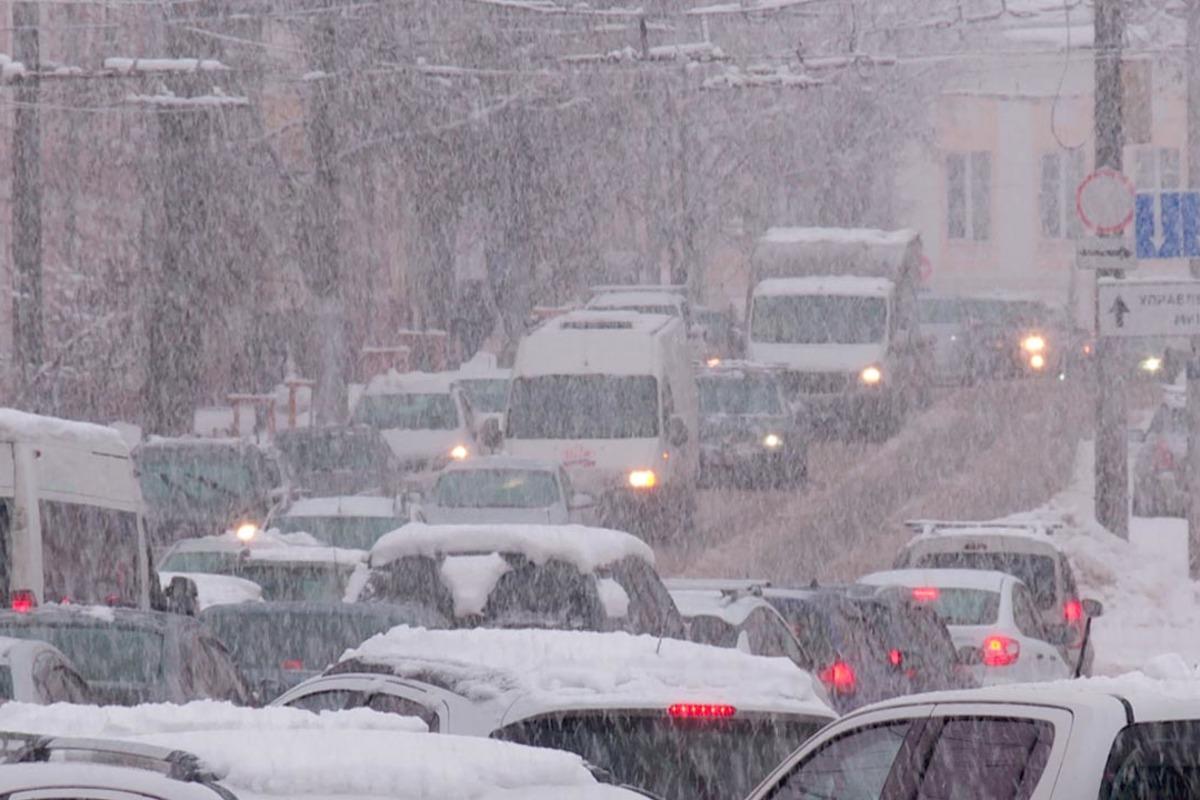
[280,659,305,671]
[912,587,940,602]
[888,648,904,667]
[668,703,736,719]
[819,661,857,694]
[982,635,1020,667]
[1154,440,1176,471]
[10,590,35,614]
[1064,599,1083,623]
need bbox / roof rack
[904,519,1062,537]
[0,733,228,788]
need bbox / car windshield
[0,624,164,686]
[507,375,659,439]
[456,379,509,413]
[137,447,278,514]
[433,469,560,509]
[911,587,1001,626]
[751,295,887,345]
[915,551,1059,610]
[353,393,459,431]
[698,376,782,415]
[496,712,823,800]
[275,515,399,550]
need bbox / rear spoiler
[904,519,1063,537]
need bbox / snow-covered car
[0,607,253,706]
[894,519,1102,675]
[356,523,685,637]
[0,704,648,799]
[696,362,807,488]
[273,424,398,496]
[417,457,597,525]
[272,495,406,550]
[199,601,448,700]
[0,637,93,705]
[745,676,1200,800]
[1132,388,1188,517]
[274,625,836,800]
[350,370,479,475]
[858,568,1075,686]
[157,571,263,611]
[664,579,813,668]
[159,529,367,603]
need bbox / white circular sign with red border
[1076,168,1136,235]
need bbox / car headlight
[860,366,883,386]
[449,444,469,461]
[763,433,783,449]
[628,469,657,489]
[235,522,259,543]
[1140,356,1163,374]
[1029,353,1046,370]
[1021,335,1046,354]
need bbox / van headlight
[762,433,783,449]
[859,366,883,386]
[235,522,260,543]
[1021,335,1046,354]
[628,469,658,489]
[449,444,469,461]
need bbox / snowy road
[665,378,1091,582]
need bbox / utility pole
[1093,0,1128,537]
[10,1,42,407]
[1186,0,1200,576]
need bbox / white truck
[746,227,930,440]
[496,309,698,537]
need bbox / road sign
[1076,169,1136,234]
[1076,236,1135,271]
[1098,279,1200,337]
[1135,191,1200,259]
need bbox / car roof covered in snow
[753,276,895,298]
[668,590,773,627]
[157,571,263,610]
[285,495,400,519]
[0,409,130,455]
[342,626,836,720]
[454,352,512,380]
[0,637,61,667]
[902,519,1066,555]
[167,530,366,565]
[437,456,561,475]
[859,568,1013,593]
[364,370,457,396]
[369,522,654,571]
[517,310,685,377]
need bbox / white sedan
[416,457,596,525]
[859,568,1073,685]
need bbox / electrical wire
[1049,0,1088,152]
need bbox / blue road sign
[1136,191,1200,259]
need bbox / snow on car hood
[747,342,886,372]
[381,428,466,461]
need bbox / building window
[1134,147,1181,191]
[946,151,991,241]
[1040,150,1085,239]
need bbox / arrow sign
[1098,279,1200,337]
[1136,192,1200,259]
[1109,295,1130,328]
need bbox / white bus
[0,409,152,610]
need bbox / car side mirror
[165,576,199,617]
[1082,599,1104,618]
[570,492,595,510]
[956,645,982,666]
[481,418,504,451]
[668,415,689,447]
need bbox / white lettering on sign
[1098,279,1200,337]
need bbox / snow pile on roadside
[1001,441,1200,675]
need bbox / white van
[501,310,698,535]
[0,409,153,609]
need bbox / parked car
[416,457,597,525]
[859,568,1075,686]
[357,523,685,638]
[272,495,405,550]
[894,519,1102,674]
[696,362,807,489]
[273,424,398,496]
[0,637,93,704]
[275,625,835,800]
[745,678,1200,800]
[200,601,448,700]
[664,579,813,668]
[1132,388,1188,517]
[0,607,253,705]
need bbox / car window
[916,717,1053,800]
[746,608,805,665]
[916,552,1059,610]
[770,721,916,800]
[1101,720,1200,799]
[367,692,441,732]
[608,558,684,638]
[289,688,365,713]
[1010,586,1045,639]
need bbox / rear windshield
[915,552,1059,610]
[0,624,164,686]
[1101,720,1200,799]
[433,469,560,509]
[352,393,459,431]
[914,588,1001,626]
[507,375,660,440]
[495,712,823,800]
[275,515,398,550]
[137,447,278,516]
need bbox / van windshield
[353,393,459,431]
[751,295,887,345]
[507,376,659,439]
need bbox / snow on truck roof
[369,522,654,571]
[753,276,894,298]
[345,626,835,718]
[518,310,684,376]
[0,408,130,455]
[859,568,1013,593]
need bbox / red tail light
[819,661,857,694]
[1063,599,1083,623]
[982,635,1020,667]
[1154,440,1177,472]
[280,659,304,671]
[10,590,35,614]
[911,587,940,602]
[888,648,904,667]
[668,703,736,719]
